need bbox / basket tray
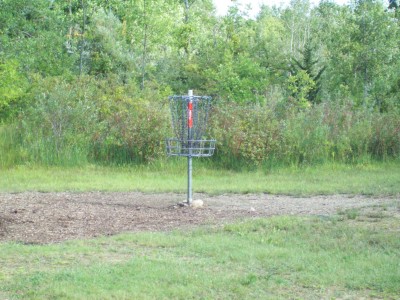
[166,138,216,157]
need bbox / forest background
[0,0,399,169]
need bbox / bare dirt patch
[0,192,398,244]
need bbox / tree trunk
[79,0,86,76]
[141,0,147,90]
[184,0,190,23]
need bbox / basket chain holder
[166,90,216,205]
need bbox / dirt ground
[0,192,398,244]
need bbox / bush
[90,99,170,164]
[279,107,331,165]
[210,100,400,169]
[18,76,99,165]
[210,102,281,168]
[369,112,400,159]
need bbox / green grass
[1,205,399,299]
[1,160,400,196]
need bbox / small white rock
[249,207,256,212]
[191,199,204,208]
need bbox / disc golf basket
[166,90,216,205]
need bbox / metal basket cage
[166,94,215,157]
[169,95,212,140]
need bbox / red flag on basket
[188,102,193,128]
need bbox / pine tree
[290,39,325,104]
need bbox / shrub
[90,99,170,164]
[18,77,99,165]
[369,112,400,159]
[279,107,331,165]
[210,102,281,168]
[210,100,400,169]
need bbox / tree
[254,9,288,85]
[87,9,135,82]
[389,0,398,9]
[350,0,399,107]
[388,0,399,20]
[311,1,348,101]
[0,0,76,76]
[281,0,313,56]
[316,0,399,107]
[290,38,326,104]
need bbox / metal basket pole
[187,89,193,205]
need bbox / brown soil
[0,192,397,244]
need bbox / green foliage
[290,39,325,104]
[19,76,99,166]
[87,9,135,81]
[3,84,400,168]
[255,13,287,78]
[281,107,330,165]
[91,89,171,164]
[0,59,28,119]
[0,124,24,168]
[210,100,400,169]
[12,75,173,166]
[286,70,315,109]
[210,102,280,168]
[0,0,76,76]
[0,0,399,168]
[323,0,400,106]
[207,52,268,103]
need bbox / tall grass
[0,124,22,168]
